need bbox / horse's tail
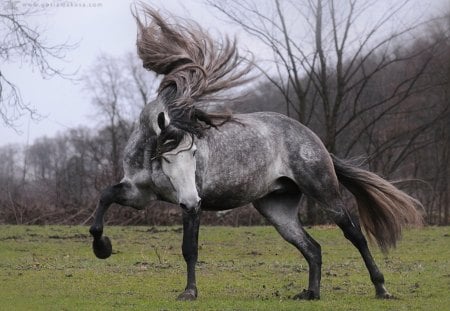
[331,155,423,252]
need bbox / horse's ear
[157,112,166,131]
[194,108,219,128]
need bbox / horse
[89,6,423,301]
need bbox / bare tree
[404,16,450,224]
[207,0,438,154]
[83,53,157,181]
[0,144,23,223]
[0,1,75,127]
[84,54,127,182]
[123,52,158,114]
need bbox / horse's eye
[193,150,197,157]
[163,139,175,146]
[161,155,171,164]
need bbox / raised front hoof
[177,289,197,301]
[376,292,396,299]
[293,289,320,300]
[92,236,112,259]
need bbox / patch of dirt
[247,250,262,256]
[133,261,172,270]
[146,227,183,234]
[0,235,20,241]
[48,233,89,240]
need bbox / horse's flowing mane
[133,5,253,137]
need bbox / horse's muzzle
[180,199,201,214]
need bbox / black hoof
[293,289,320,300]
[177,288,197,301]
[375,284,396,299]
[92,236,112,259]
[376,292,396,299]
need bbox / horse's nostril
[180,203,187,210]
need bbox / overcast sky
[0,0,445,147]
[0,0,258,146]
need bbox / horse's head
[154,111,201,214]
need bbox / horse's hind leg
[297,155,392,299]
[254,189,322,300]
[330,202,393,299]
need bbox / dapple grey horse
[89,6,422,301]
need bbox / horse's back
[197,111,337,210]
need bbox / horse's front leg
[89,183,124,259]
[177,209,201,301]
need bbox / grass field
[0,225,449,310]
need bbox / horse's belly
[201,194,253,210]
[199,175,283,211]
[200,194,257,211]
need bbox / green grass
[0,225,449,310]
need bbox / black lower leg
[335,215,392,298]
[89,184,123,259]
[293,230,322,300]
[177,210,201,301]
